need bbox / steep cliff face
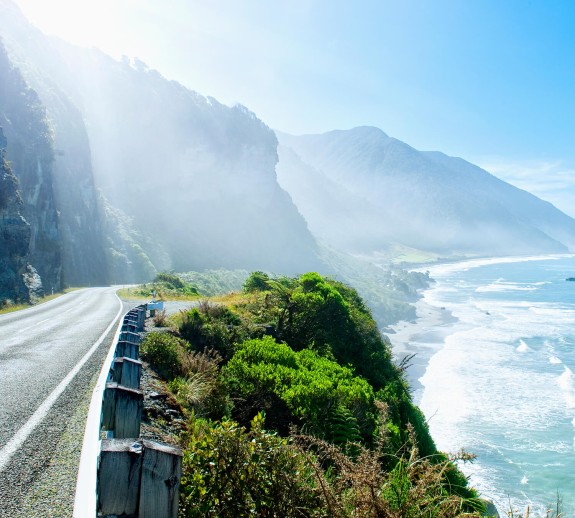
[0,127,32,302]
[0,43,60,295]
[0,0,321,279]
[0,21,108,288]
[47,50,322,274]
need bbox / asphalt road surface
[0,287,125,516]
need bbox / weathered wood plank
[122,323,138,334]
[101,382,143,438]
[114,385,144,439]
[112,357,143,389]
[139,440,183,518]
[101,382,118,430]
[98,439,143,517]
[136,305,146,331]
[123,317,139,327]
[120,330,141,344]
[116,340,139,360]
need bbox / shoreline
[387,293,458,402]
[388,254,575,516]
[386,252,575,399]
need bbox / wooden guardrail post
[139,440,182,518]
[98,439,182,518]
[124,316,139,328]
[120,330,141,344]
[98,439,143,516]
[112,357,143,389]
[122,324,138,335]
[136,305,146,331]
[92,303,182,517]
[116,340,139,360]
[102,382,143,438]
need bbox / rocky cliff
[35,47,322,274]
[0,43,60,298]
[0,0,322,280]
[0,127,33,302]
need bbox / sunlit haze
[11,0,575,216]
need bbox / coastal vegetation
[140,271,485,516]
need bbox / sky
[11,0,575,217]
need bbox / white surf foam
[477,281,539,293]
[415,253,573,277]
[516,339,531,352]
[557,367,575,408]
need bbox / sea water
[395,254,575,516]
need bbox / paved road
[0,287,125,516]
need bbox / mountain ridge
[276,127,575,258]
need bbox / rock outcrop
[0,126,32,302]
[0,43,60,298]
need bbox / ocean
[389,254,575,516]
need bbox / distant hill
[277,126,575,258]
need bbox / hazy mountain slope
[0,0,321,276]
[277,127,575,256]
[60,50,321,273]
[422,151,575,251]
[277,144,399,250]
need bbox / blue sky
[12,0,575,216]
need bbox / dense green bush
[151,271,201,297]
[223,336,377,442]
[268,272,397,390]
[140,332,187,380]
[178,302,255,360]
[155,271,186,289]
[138,271,481,514]
[242,270,271,292]
[180,414,323,518]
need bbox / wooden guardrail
[74,303,182,518]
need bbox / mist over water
[395,255,575,515]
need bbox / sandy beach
[387,295,458,401]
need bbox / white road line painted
[16,318,50,335]
[0,292,123,473]
[73,293,127,517]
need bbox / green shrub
[140,332,187,379]
[168,349,231,419]
[268,272,397,390]
[223,336,377,442]
[155,271,186,289]
[178,302,251,360]
[180,414,324,517]
[243,271,271,292]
